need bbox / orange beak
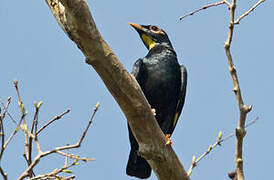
[129,22,142,30]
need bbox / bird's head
[129,23,173,50]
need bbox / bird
[126,23,187,179]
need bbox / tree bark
[45,0,190,180]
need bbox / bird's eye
[150,26,159,32]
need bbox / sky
[0,0,273,180]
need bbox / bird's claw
[151,108,156,116]
[165,134,172,145]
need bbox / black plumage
[126,23,187,179]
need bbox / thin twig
[65,146,69,167]
[3,116,23,150]
[179,1,229,20]
[0,102,17,124]
[0,99,17,124]
[0,97,11,121]
[36,109,70,135]
[77,102,100,145]
[56,150,95,162]
[221,117,258,142]
[14,80,32,177]
[0,97,15,180]
[234,0,265,24]
[0,97,11,159]
[0,99,21,159]
[31,105,39,135]
[27,105,38,177]
[30,160,77,180]
[0,167,7,180]
[187,117,258,176]
[17,103,99,180]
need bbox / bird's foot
[151,108,156,116]
[165,134,172,145]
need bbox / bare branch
[78,102,99,145]
[0,100,18,125]
[187,131,222,176]
[36,109,70,135]
[181,0,263,177]
[17,103,99,180]
[179,1,229,20]
[0,100,17,124]
[221,117,258,142]
[45,0,190,179]
[30,160,77,180]
[221,0,264,179]
[234,0,265,24]
[0,97,11,120]
[65,148,69,167]
[3,116,23,150]
[27,102,42,178]
[56,150,95,162]
[0,97,11,159]
[0,167,7,180]
[13,80,34,177]
[187,117,258,176]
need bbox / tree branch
[45,0,189,179]
[0,97,11,160]
[188,117,258,176]
[0,167,7,180]
[234,0,265,24]
[179,0,230,20]
[14,80,34,177]
[224,1,254,180]
[180,1,264,179]
[17,103,98,180]
[36,108,70,135]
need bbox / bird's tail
[126,149,151,179]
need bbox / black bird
[126,23,187,179]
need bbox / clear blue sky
[1,0,273,179]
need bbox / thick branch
[45,0,189,179]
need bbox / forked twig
[17,102,100,180]
[30,160,77,180]
[234,0,265,24]
[0,100,17,124]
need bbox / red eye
[151,26,159,31]
[149,25,165,35]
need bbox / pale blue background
[0,0,273,179]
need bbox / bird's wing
[172,65,187,128]
[128,58,145,149]
[127,58,152,178]
[131,58,146,85]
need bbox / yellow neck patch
[141,34,156,50]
